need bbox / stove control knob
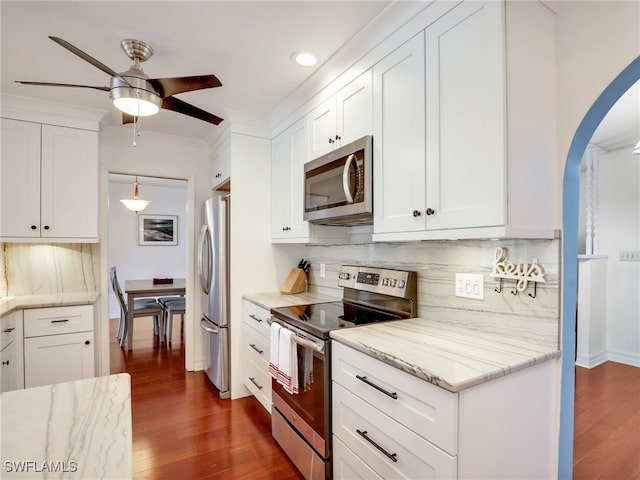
[382,278,389,286]
[397,280,406,288]
[390,279,397,287]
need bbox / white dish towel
[277,328,299,394]
[268,322,281,379]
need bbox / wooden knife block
[281,268,307,294]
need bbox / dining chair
[110,267,164,350]
[157,296,186,343]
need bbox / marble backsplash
[303,237,560,350]
[0,243,100,297]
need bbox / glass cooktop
[270,301,404,339]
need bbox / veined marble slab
[0,373,132,479]
[330,318,560,393]
[0,292,99,317]
[242,291,339,311]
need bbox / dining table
[124,278,186,348]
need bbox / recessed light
[292,51,319,67]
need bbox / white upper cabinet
[271,116,310,241]
[373,1,556,241]
[309,70,373,159]
[1,118,98,241]
[211,134,231,188]
[373,32,426,235]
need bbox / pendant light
[120,176,150,212]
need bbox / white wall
[599,148,640,365]
[99,125,211,374]
[107,179,187,318]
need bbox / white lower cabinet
[1,310,23,392]
[242,300,272,411]
[332,341,555,479]
[23,305,95,388]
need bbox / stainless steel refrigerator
[197,193,230,399]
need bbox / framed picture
[138,215,178,246]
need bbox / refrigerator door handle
[197,224,212,295]
[200,318,219,335]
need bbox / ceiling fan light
[633,140,640,155]
[112,87,161,116]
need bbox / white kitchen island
[1,373,132,479]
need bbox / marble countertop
[242,291,340,310]
[0,292,99,317]
[0,373,133,479]
[330,318,560,393]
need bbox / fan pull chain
[132,89,143,147]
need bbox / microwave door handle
[342,153,358,204]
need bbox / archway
[558,55,640,478]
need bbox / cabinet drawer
[333,382,457,479]
[243,324,269,369]
[1,311,18,350]
[242,301,271,336]
[333,435,383,480]
[332,341,458,455]
[243,354,272,412]
[24,305,93,337]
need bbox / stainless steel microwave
[303,135,373,225]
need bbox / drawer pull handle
[356,429,398,463]
[51,319,69,324]
[355,375,398,399]
[249,343,264,355]
[248,314,263,323]
[249,377,263,390]
[3,327,15,333]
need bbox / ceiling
[1,1,391,140]
[1,1,637,151]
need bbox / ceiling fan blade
[16,80,110,91]
[149,74,222,98]
[161,96,223,125]
[48,36,127,83]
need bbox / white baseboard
[575,349,640,369]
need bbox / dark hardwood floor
[109,316,303,479]
[574,361,640,480]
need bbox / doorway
[558,56,640,478]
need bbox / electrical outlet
[320,263,326,278]
[455,273,484,300]
[619,251,640,261]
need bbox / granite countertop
[0,292,100,317]
[0,373,133,479]
[242,291,340,310]
[330,318,560,393]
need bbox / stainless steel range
[270,265,418,479]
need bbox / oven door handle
[270,317,325,354]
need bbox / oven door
[271,325,330,460]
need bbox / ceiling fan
[16,36,224,125]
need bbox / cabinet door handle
[2,360,9,366]
[44,225,50,230]
[248,314,263,323]
[84,340,91,345]
[426,208,436,215]
[3,327,15,333]
[335,134,341,141]
[356,429,398,463]
[355,375,398,399]
[30,225,37,230]
[328,138,334,144]
[249,377,263,390]
[51,319,69,324]
[249,343,263,355]
[412,210,422,217]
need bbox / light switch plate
[619,251,640,261]
[455,273,484,300]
